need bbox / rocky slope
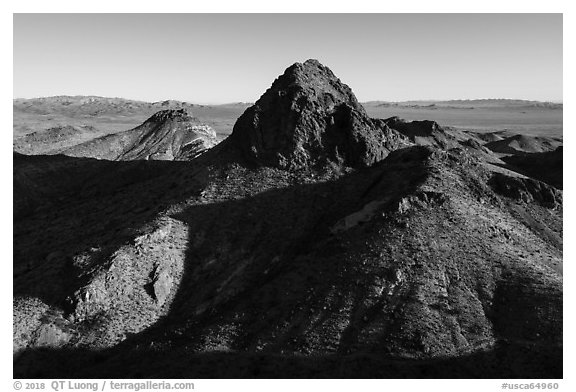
[13,60,562,378]
[63,109,218,161]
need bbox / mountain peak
[230,60,393,170]
[283,58,340,82]
[63,109,217,161]
[146,108,192,124]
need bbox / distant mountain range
[13,95,252,111]
[13,96,252,138]
[14,96,562,111]
[363,99,562,110]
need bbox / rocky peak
[119,109,216,160]
[272,59,365,115]
[230,59,393,170]
[145,109,192,124]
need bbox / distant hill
[484,134,563,155]
[13,125,100,155]
[13,95,252,115]
[13,96,203,119]
[63,109,218,161]
[14,96,250,137]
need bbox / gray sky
[13,13,563,103]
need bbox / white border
[3,2,573,390]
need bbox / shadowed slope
[14,146,562,377]
[501,147,563,189]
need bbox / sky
[13,13,563,104]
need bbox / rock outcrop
[384,117,460,149]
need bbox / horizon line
[12,94,564,105]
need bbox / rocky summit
[231,59,407,169]
[13,60,562,379]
